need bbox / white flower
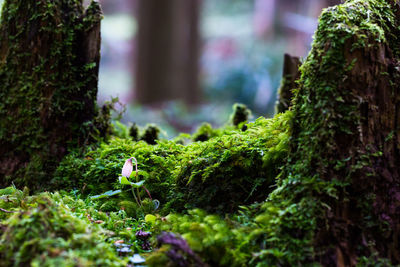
[121,157,133,178]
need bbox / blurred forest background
[0,0,341,136]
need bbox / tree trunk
[0,0,102,189]
[276,53,301,113]
[286,0,400,265]
[135,0,201,105]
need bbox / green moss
[146,208,255,267]
[255,0,400,264]
[140,124,161,145]
[230,103,252,127]
[282,0,400,262]
[0,186,159,265]
[191,122,218,142]
[145,1,400,266]
[1,0,397,265]
[129,123,140,141]
[169,112,291,214]
[0,190,127,266]
[0,0,103,190]
[53,138,182,203]
[54,108,292,215]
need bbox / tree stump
[276,53,301,113]
[286,0,400,264]
[0,0,102,189]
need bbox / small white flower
[121,157,133,178]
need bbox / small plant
[91,157,159,212]
[120,157,152,208]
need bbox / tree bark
[276,53,301,113]
[0,0,102,189]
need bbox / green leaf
[137,170,150,179]
[131,180,145,188]
[90,190,122,200]
[119,176,145,188]
[119,176,132,185]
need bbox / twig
[142,186,152,200]
[0,207,16,213]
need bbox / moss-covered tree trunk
[287,0,400,264]
[0,0,102,189]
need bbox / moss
[129,123,140,141]
[0,187,159,265]
[54,107,292,215]
[168,112,291,214]
[282,0,400,263]
[0,0,103,190]
[191,122,218,142]
[147,209,251,267]
[0,190,127,266]
[53,138,182,203]
[1,0,397,265]
[140,124,161,145]
[145,1,400,266]
[256,0,400,264]
[230,103,252,127]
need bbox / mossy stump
[287,0,400,264]
[0,0,102,189]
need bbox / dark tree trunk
[276,53,301,113]
[135,0,201,105]
[286,0,400,265]
[325,35,400,265]
[0,0,102,189]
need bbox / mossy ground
[0,187,127,266]
[1,105,293,266]
[54,107,291,216]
